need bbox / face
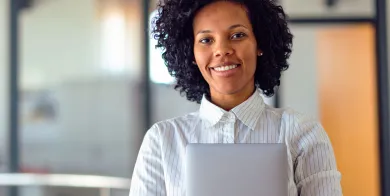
[193,1,261,98]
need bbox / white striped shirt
[129,89,342,196]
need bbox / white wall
[280,25,320,118]
[17,0,144,178]
[19,0,99,90]
[0,0,9,173]
[281,0,374,18]
[19,0,143,90]
[151,83,199,123]
[21,78,143,177]
[0,1,9,195]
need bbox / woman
[130,0,342,195]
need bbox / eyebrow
[196,24,248,35]
[229,24,248,30]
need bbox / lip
[210,64,241,77]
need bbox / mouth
[210,64,241,72]
[209,64,241,77]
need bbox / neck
[210,85,255,111]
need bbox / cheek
[194,48,205,60]
[194,48,211,68]
[251,56,258,73]
[240,54,258,77]
[248,45,259,71]
[197,65,208,79]
[239,48,257,69]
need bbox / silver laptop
[185,144,288,196]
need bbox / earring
[258,52,263,56]
[192,61,197,65]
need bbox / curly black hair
[152,0,293,103]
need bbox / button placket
[225,113,236,143]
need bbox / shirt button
[228,113,235,120]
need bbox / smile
[211,64,240,72]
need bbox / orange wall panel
[318,24,379,196]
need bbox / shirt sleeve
[291,114,343,196]
[129,125,167,196]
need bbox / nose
[214,41,234,57]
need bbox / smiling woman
[129,1,342,196]
[192,1,261,110]
[152,0,292,104]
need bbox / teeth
[214,64,238,71]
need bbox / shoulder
[277,108,332,154]
[145,111,200,138]
[264,105,328,142]
[154,111,199,130]
[263,105,322,130]
[262,105,320,125]
[281,108,321,127]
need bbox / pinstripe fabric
[129,89,342,196]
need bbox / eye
[231,32,246,39]
[199,38,213,44]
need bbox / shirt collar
[199,88,265,130]
[199,94,226,127]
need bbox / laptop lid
[185,143,288,196]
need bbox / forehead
[193,1,252,31]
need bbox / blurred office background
[0,0,390,195]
